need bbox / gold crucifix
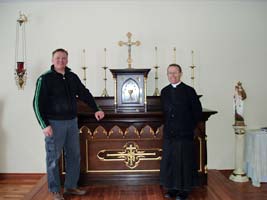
[97,142,162,169]
[118,32,141,69]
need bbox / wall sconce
[15,12,28,89]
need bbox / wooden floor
[0,174,42,200]
[1,170,267,200]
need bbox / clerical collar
[171,81,181,88]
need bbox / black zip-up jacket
[33,65,100,129]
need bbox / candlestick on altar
[153,46,160,96]
[189,50,196,88]
[101,48,109,97]
[81,49,87,86]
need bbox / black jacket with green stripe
[33,65,100,129]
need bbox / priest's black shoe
[164,193,172,198]
[164,190,178,198]
[176,191,189,200]
[175,196,188,200]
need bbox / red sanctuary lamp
[14,12,28,89]
[15,61,27,89]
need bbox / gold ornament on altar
[97,142,162,169]
[118,32,141,69]
[81,49,88,86]
[14,12,28,89]
[189,50,196,88]
[153,46,160,96]
[101,48,109,97]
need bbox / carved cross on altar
[118,32,141,69]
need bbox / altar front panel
[79,123,163,172]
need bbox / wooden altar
[60,96,217,186]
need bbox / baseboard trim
[0,173,44,180]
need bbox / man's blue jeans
[45,118,80,192]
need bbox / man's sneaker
[51,192,64,200]
[64,188,86,195]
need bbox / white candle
[173,47,176,63]
[155,46,158,66]
[104,48,107,67]
[191,50,194,66]
[82,49,86,67]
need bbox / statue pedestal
[229,125,249,182]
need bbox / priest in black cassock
[160,64,202,200]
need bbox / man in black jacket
[160,64,202,200]
[33,48,104,200]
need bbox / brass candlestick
[81,49,87,86]
[153,46,160,96]
[189,50,196,88]
[101,48,109,97]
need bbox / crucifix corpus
[118,32,141,69]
